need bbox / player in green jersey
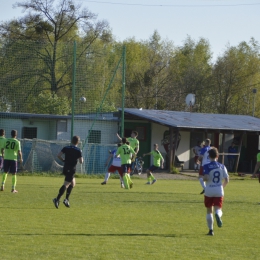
[116,138,136,189]
[0,129,5,170]
[143,144,164,185]
[1,130,23,193]
[116,131,139,154]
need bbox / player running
[116,137,136,189]
[1,130,23,193]
[143,144,164,185]
[101,143,124,188]
[198,139,211,194]
[0,129,5,171]
[53,136,83,209]
[203,147,229,236]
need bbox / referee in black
[53,136,83,209]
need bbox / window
[22,127,37,139]
[88,130,101,144]
[57,120,67,132]
[136,127,146,141]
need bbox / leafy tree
[0,0,111,113]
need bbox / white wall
[151,123,191,169]
[57,119,119,144]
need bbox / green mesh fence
[0,40,125,173]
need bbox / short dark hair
[132,131,138,137]
[71,135,80,145]
[117,143,122,147]
[205,139,211,145]
[0,129,4,136]
[122,137,127,144]
[11,130,17,138]
[208,147,218,159]
[126,141,130,145]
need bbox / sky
[1,0,260,61]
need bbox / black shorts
[63,167,76,182]
[121,164,131,174]
[148,165,159,172]
[3,160,17,174]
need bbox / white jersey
[193,145,201,156]
[200,146,211,166]
[111,149,121,167]
[203,161,229,197]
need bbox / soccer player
[0,129,5,171]
[116,137,136,189]
[198,139,211,194]
[192,141,201,171]
[53,136,83,209]
[1,130,23,193]
[251,150,260,179]
[116,131,139,154]
[203,147,229,236]
[143,144,164,185]
[101,143,124,188]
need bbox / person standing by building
[53,136,83,209]
[203,147,229,236]
[1,130,23,193]
[227,142,237,172]
[198,139,211,194]
[0,129,5,171]
[193,141,202,171]
[101,143,124,188]
[251,150,260,179]
[143,144,164,185]
[116,137,136,189]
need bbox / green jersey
[116,144,135,165]
[127,137,139,151]
[3,138,21,161]
[150,150,163,167]
[0,136,5,154]
[257,153,260,162]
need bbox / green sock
[147,177,151,183]
[2,173,7,185]
[150,174,155,181]
[123,174,129,189]
[12,175,17,189]
[126,174,133,185]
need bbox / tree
[212,38,260,115]
[0,0,111,113]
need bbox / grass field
[0,175,260,260]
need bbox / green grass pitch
[0,175,260,259]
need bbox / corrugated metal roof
[0,112,119,121]
[122,108,260,132]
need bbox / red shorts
[108,165,123,177]
[199,166,204,176]
[194,156,199,163]
[204,196,223,208]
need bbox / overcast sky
[1,0,260,61]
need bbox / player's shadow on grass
[12,233,178,238]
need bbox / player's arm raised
[143,152,152,157]
[116,133,122,141]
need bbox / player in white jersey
[101,143,124,188]
[203,147,229,236]
[198,139,211,194]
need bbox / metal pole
[121,45,126,137]
[253,89,257,117]
[71,41,76,140]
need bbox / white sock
[206,213,214,230]
[215,208,223,218]
[199,178,206,189]
[119,175,123,184]
[105,172,110,182]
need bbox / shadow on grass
[6,233,181,238]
